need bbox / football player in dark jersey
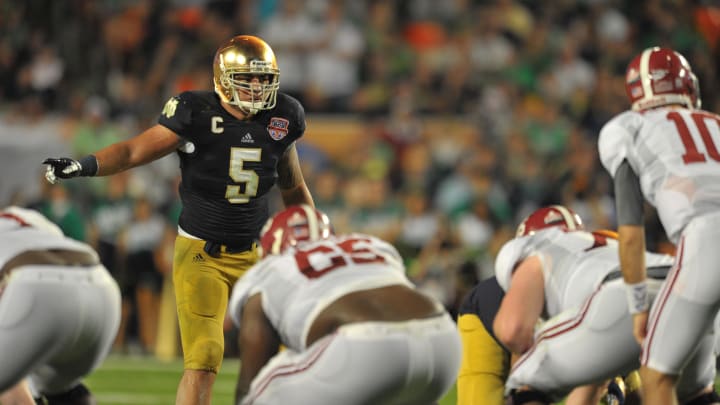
[43,35,314,405]
[457,276,510,405]
[458,276,642,405]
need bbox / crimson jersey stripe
[641,236,685,365]
[0,213,30,227]
[509,286,601,374]
[245,333,337,403]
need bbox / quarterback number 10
[667,111,720,164]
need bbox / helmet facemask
[218,64,279,114]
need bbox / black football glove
[43,156,98,184]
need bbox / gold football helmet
[213,35,280,115]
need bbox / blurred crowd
[1,0,719,354]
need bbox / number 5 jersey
[598,107,720,243]
[228,234,417,351]
[158,90,305,247]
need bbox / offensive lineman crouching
[227,205,461,405]
[0,206,121,405]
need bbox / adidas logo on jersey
[241,133,254,143]
[191,253,204,263]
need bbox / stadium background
[1,0,719,403]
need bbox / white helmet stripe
[639,47,655,103]
[550,205,577,230]
[271,228,284,254]
[300,204,319,240]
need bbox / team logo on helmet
[649,69,668,80]
[626,67,639,82]
[287,212,310,239]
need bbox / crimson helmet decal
[516,205,584,237]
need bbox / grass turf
[85,354,457,404]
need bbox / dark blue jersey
[158,91,306,246]
[458,276,506,347]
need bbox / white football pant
[506,278,715,402]
[0,264,121,396]
[241,313,461,405]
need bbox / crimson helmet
[258,205,332,257]
[625,47,701,111]
[515,205,584,237]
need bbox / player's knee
[186,338,224,372]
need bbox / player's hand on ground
[43,158,82,184]
[632,311,648,346]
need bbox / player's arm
[493,255,545,354]
[276,142,314,207]
[614,161,648,306]
[614,160,650,345]
[94,125,182,175]
[236,293,281,403]
[44,124,182,183]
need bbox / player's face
[233,74,273,102]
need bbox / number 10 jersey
[598,107,720,243]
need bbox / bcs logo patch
[267,117,289,141]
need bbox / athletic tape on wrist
[78,155,99,177]
[625,281,648,314]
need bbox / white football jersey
[598,107,720,243]
[228,233,415,351]
[0,215,98,266]
[495,228,674,317]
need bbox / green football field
[85,354,458,404]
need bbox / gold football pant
[173,235,258,373]
[457,313,510,405]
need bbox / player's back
[0,211,97,266]
[229,233,413,350]
[599,107,720,242]
[495,228,674,317]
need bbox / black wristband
[78,155,99,177]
